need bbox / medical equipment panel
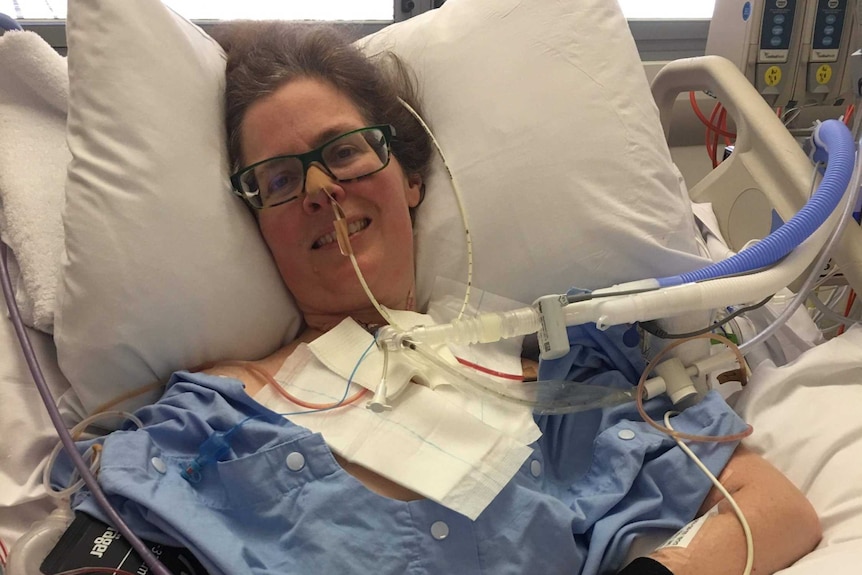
[707,0,807,106]
[792,0,857,105]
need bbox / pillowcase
[55,0,299,414]
[55,0,707,414]
[0,312,73,546]
[360,0,709,308]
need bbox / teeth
[315,231,338,248]
[347,220,368,234]
[314,218,369,249]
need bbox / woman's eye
[329,145,360,163]
[268,173,299,195]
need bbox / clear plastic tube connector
[379,306,540,350]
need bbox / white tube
[739,138,862,352]
[389,306,540,349]
[810,293,862,326]
[564,202,841,330]
[399,201,835,351]
[592,278,661,296]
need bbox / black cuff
[617,557,674,575]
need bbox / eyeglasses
[230,125,395,210]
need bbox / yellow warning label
[816,64,833,85]
[764,66,782,87]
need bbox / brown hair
[212,21,432,185]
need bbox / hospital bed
[1,0,862,573]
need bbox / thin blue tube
[657,119,856,287]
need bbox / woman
[57,22,820,575]
[209,22,821,575]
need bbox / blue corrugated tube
[657,119,856,287]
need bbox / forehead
[240,77,369,166]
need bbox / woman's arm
[641,444,821,575]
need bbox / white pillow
[55,0,299,414]
[360,0,709,307]
[55,0,707,414]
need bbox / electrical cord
[836,289,858,335]
[639,296,773,340]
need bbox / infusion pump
[707,0,858,108]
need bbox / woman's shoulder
[200,362,262,390]
[201,335,310,396]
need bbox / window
[5,0,721,21]
[618,0,716,61]
[1,0,394,20]
[0,0,65,19]
[618,1,715,20]
[4,0,714,60]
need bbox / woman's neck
[300,286,416,334]
[301,309,387,335]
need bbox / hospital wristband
[617,557,674,575]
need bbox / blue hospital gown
[55,324,746,575]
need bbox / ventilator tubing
[739,136,862,354]
[566,203,842,329]
[657,119,856,287]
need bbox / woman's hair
[212,22,432,184]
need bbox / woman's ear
[405,173,424,208]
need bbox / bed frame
[651,55,862,296]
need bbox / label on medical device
[41,511,209,575]
[656,504,720,550]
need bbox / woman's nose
[302,163,346,213]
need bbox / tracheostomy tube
[377,306,541,351]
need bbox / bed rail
[651,55,862,296]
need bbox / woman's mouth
[312,218,370,249]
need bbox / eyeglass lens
[241,127,389,208]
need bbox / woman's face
[240,77,422,326]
